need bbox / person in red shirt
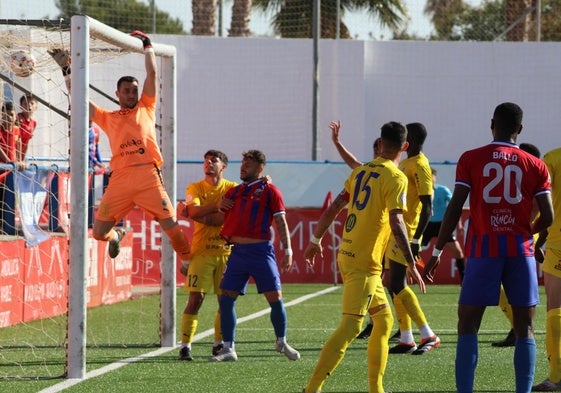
[424,102,553,393]
[0,102,24,231]
[16,93,37,161]
[209,150,300,363]
[0,102,19,167]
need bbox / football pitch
[0,284,549,393]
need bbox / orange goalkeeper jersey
[91,93,163,171]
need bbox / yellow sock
[498,286,514,328]
[368,306,393,393]
[305,314,362,393]
[214,309,222,342]
[396,286,428,329]
[547,308,561,382]
[181,313,198,345]
[393,290,412,333]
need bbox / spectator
[16,93,37,161]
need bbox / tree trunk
[229,0,252,37]
[505,0,536,41]
[192,0,217,36]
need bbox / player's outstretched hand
[406,264,426,294]
[304,243,323,268]
[329,120,341,144]
[281,254,292,274]
[130,30,152,49]
[48,48,70,69]
[422,255,441,283]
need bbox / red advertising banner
[0,242,25,327]
[21,236,68,322]
[98,236,133,305]
[125,207,502,286]
[0,232,133,328]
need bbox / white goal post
[68,15,177,379]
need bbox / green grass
[0,284,550,392]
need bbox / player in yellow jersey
[532,146,561,392]
[387,122,440,355]
[302,121,425,393]
[48,31,191,263]
[177,150,237,361]
[329,121,399,341]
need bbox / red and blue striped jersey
[220,179,286,241]
[457,142,551,258]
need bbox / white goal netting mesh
[0,19,172,380]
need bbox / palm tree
[252,0,407,39]
[505,0,536,41]
[229,0,252,36]
[423,0,464,39]
[192,0,218,36]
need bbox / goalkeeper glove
[130,30,152,49]
[48,48,71,76]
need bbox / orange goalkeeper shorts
[96,164,176,223]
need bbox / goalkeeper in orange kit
[49,30,190,261]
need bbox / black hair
[2,102,14,113]
[117,75,139,90]
[406,122,428,146]
[242,150,266,165]
[19,93,36,106]
[493,102,523,135]
[204,149,229,165]
[519,142,541,158]
[380,122,407,152]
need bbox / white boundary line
[38,285,340,393]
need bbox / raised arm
[330,121,362,169]
[130,31,157,98]
[47,48,98,121]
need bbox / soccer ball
[10,50,36,77]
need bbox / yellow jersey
[543,147,561,250]
[338,157,408,275]
[399,152,433,237]
[186,178,238,256]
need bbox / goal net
[0,16,177,380]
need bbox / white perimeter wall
[23,36,561,207]
[154,36,561,206]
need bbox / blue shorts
[459,255,539,307]
[220,242,282,295]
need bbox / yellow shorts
[96,165,175,223]
[184,254,229,294]
[385,236,408,267]
[339,261,388,316]
[541,247,561,279]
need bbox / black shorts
[421,221,456,247]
